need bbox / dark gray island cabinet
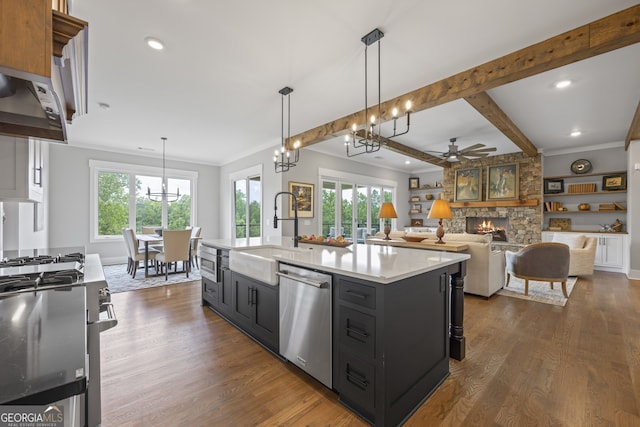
[199,240,468,426]
[334,266,457,426]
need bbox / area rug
[496,276,578,307]
[103,264,201,293]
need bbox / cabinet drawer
[339,306,376,359]
[339,279,376,309]
[338,353,375,422]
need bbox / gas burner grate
[0,269,84,294]
[0,252,85,267]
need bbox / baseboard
[101,256,128,266]
[627,269,640,280]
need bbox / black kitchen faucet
[273,191,299,247]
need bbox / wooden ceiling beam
[625,99,640,150]
[464,91,538,157]
[352,130,451,167]
[289,5,640,150]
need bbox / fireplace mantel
[450,200,539,208]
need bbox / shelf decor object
[409,177,420,189]
[602,173,627,191]
[486,163,519,200]
[378,202,398,240]
[544,178,565,194]
[454,168,481,202]
[427,199,453,244]
[570,159,593,174]
[288,182,314,218]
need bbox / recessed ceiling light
[405,160,411,165]
[145,37,164,50]
[555,80,572,89]
[97,102,110,110]
[373,155,384,160]
[137,146,154,151]
[570,130,582,137]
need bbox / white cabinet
[593,233,625,270]
[542,231,627,273]
[0,136,44,202]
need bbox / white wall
[48,144,219,264]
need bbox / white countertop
[202,237,470,284]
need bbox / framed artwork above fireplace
[454,168,481,202]
[486,163,519,201]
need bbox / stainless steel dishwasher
[277,264,332,389]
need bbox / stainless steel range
[0,248,117,427]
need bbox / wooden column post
[450,262,466,361]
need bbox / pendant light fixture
[274,86,301,173]
[147,137,180,202]
[345,28,412,157]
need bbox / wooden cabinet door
[232,273,253,330]
[251,279,279,352]
[218,266,233,315]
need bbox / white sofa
[372,231,506,297]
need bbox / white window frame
[229,164,262,239]
[89,160,198,243]
[318,168,397,237]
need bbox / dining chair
[155,229,192,280]
[141,226,159,234]
[124,228,159,278]
[189,226,202,269]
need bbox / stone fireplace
[466,217,509,241]
[441,152,543,251]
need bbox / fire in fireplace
[466,217,509,242]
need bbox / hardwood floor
[100,271,640,426]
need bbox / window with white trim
[319,169,396,243]
[230,165,262,238]
[90,160,198,241]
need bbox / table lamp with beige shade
[427,199,453,244]
[378,202,398,240]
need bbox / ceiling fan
[431,138,497,162]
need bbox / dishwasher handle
[276,271,328,288]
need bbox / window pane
[135,175,162,232]
[371,186,381,234]
[167,178,191,229]
[248,176,261,237]
[97,172,129,236]
[341,183,353,240]
[322,181,336,236]
[235,179,247,238]
[356,185,368,242]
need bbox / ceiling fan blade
[464,146,497,153]
[457,154,472,162]
[459,143,485,152]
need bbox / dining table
[136,233,202,278]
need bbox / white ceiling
[66,0,640,172]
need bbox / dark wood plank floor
[100,271,640,426]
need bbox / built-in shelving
[449,200,539,208]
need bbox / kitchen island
[199,237,469,426]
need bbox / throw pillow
[552,233,586,249]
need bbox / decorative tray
[298,239,352,247]
[401,236,428,242]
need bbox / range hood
[0,6,88,142]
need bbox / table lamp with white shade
[378,202,398,240]
[427,199,453,244]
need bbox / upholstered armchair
[505,242,570,298]
[550,233,597,276]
